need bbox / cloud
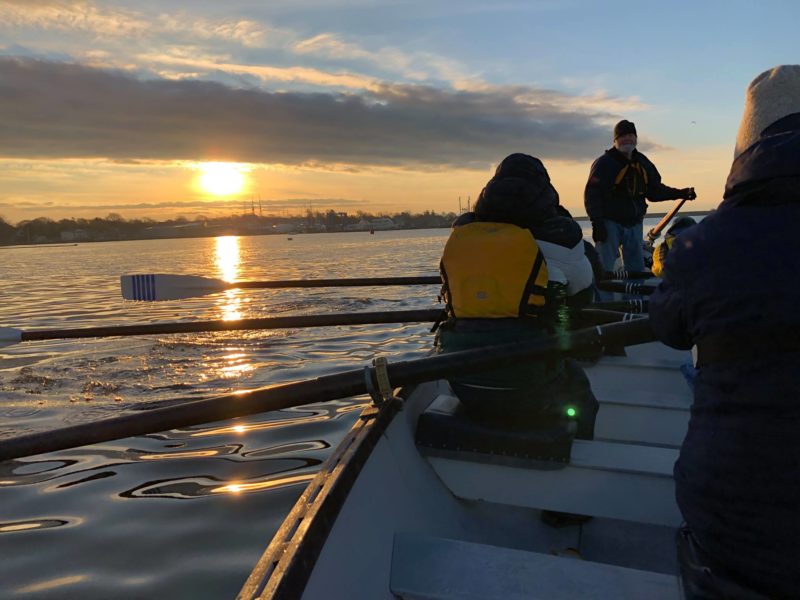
[291,33,469,83]
[0,1,276,48]
[0,57,634,168]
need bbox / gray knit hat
[734,64,800,158]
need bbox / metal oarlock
[364,356,394,406]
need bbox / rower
[649,64,800,598]
[436,153,598,440]
[650,216,696,277]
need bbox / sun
[197,162,249,196]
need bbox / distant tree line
[0,209,459,246]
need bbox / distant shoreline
[0,210,711,248]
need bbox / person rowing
[437,153,598,439]
[649,64,800,598]
[650,216,697,278]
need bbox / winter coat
[438,190,597,432]
[584,148,684,226]
[648,112,800,597]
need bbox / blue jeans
[595,219,645,272]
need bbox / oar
[0,318,655,461]
[646,199,688,246]
[0,309,445,348]
[592,299,649,314]
[121,274,442,301]
[596,281,658,296]
[599,270,654,281]
[580,309,646,324]
[1,305,640,348]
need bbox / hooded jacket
[584,148,684,226]
[648,112,800,596]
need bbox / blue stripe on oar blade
[132,274,154,301]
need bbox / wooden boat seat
[421,391,690,448]
[390,532,680,599]
[415,395,681,526]
[425,437,680,526]
[415,393,576,467]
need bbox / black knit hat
[614,119,637,139]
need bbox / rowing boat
[239,328,691,598]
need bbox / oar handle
[599,270,654,281]
[0,318,655,461]
[647,199,688,244]
[592,299,649,314]
[581,308,646,324]
[596,280,657,296]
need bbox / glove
[680,187,696,200]
[591,220,607,243]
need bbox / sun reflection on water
[211,473,315,495]
[214,236,243,321]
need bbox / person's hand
[591,220,607,243]
[680,187,697,200]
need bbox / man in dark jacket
[648,64,800,598]
[584,120,695,271]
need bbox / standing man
[584,120,696,271]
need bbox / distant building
[343,217,397,232]
[369,217,398,231]
[273,223,298,234]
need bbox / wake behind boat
[240,336,691,599]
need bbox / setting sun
[197,162,249,196]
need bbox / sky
[0,0,797,223]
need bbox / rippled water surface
[0,230,448,598]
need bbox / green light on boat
[565,407,577,418]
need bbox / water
[0,230,447,598]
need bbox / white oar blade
[121,274,226,301]
[0,327,23,348]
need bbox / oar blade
[121,274,226,301]
[0,327,22,348]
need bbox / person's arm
[641,155,695,202]
[648,250,693,350]
[583,156,610,220]
[584,155,613,242]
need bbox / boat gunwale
[237,390,411,599]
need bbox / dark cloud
[0,57,619,167]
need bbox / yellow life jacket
[614,161,649,198]
[651,234,676,277]
[440,222,549,318]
